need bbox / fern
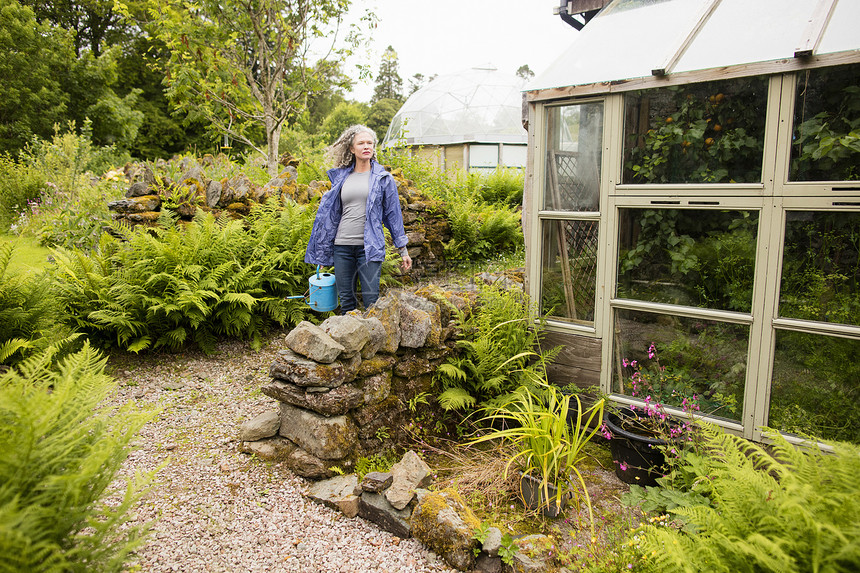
[52,201,323,354]
[0,343,157,572]
[434,284,551,411]
[635,424,860,573]
[0,243,73,366]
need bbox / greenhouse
[523,0,860,443]
[382,65,527,171]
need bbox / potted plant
[602,344,698,486]
[471,380,605,528]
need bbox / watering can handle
[316,265,321,280]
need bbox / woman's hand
[401,253,412,272]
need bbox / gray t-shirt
[334,171,371,246]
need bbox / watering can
[287,266,337,312]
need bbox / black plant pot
[518,471,564,518]
[603,410,672,487]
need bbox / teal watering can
[287,266,337,312]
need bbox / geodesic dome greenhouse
[382,66,528,171]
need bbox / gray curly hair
[326,124,378,168]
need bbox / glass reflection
[790,63,860,182]
[544,103,603,212]
[613,309,747,423]
[617,208,758,312]
[623,77,767,184]
[540,219,598,324]
[780,211,860,326]
[771,330,860,443]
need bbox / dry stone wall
[238,287,474,478]
[107,157,451,277]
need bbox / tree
[0,0,73,153]
[516,64,535,81]
[140,0,364,177]
[366,98,400,140]
[318,101,367,144]
[372,45,403,104]
[20,0,129,57]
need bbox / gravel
[107,337,457,573]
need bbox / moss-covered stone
[412,489,481,571]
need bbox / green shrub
[435,285,552,411]
[633,424,860,573]
[0,343,156,572]
[0,154,48,231]
[477,168,524,207]
[52,202,319,354]
[0,242,76,366]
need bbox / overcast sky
[342,0,580,102]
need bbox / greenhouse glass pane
[789,63,860,182]
[613,309,747,423]
[771,331,860,443]
[617,208,758,312]
[623,77,768,184]
[817,1,860,56]
[779,211,860,325]
[543,103,603,211]
[530,0,711,91]
[540,219,598,324]
[676,0,813,74]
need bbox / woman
[305,125,412,313]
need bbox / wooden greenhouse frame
[523,0,860,442]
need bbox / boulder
[352,395,403,440]
[412,489,481,571]
[285,321,345,363]
[109,195,161,213]
[320,315,371,359]
[357,492,412,538]
[269,349,359,389]
[239,411,280,441]
[126,180,151,198]
[356,354,396,377]
[356,317,386,359]
[307,474,361,518]
[359,371,392,406]
[398,292,442,347]
[385,450,433,510]
[365,294,401,353]
[284,446,333,479]
[262,379,364,416]
[205,179,222,208]
[360,472,393,493]
[238,436,295,461]
[482,527,503,557]
[399,304,432,348]
[393,355,433,378]
[278,403,357,460]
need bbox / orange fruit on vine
[713,124,722,131]
[715,93,725,103]
[705,138,715,146]
[666,117,674,123]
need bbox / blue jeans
[332,245,382,313]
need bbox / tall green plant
[0,343,156,572]
[472,382,605,532]
[435,285,549,411]
[634,424,860,573]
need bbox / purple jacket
[305,160,408,266]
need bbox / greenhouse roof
[382,66,528,147]
[529,0,860,96]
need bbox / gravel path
[108,337,457,573]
